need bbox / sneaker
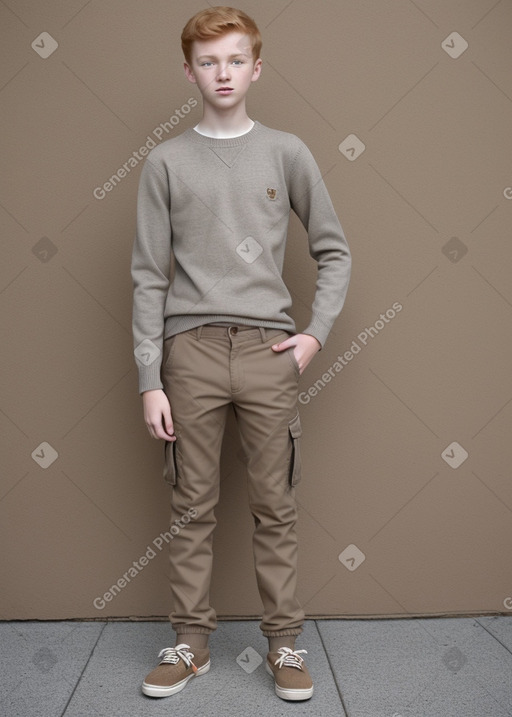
[266,647,314,701]
[142,643,210,697]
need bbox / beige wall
[1,0,511,620]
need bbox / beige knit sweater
[131,121,351,393]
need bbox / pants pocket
[162,335,177,370]
[163,439,178,486]
[285,346,300,379]
[288,412,302,486]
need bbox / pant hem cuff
[173,626,216,635]
[261,627,304,638]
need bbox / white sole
[265,661,314,701]
[142,660,210,697]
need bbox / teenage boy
[131,5,351,702]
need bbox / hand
[271,333,321,375]
[142,389,176,441]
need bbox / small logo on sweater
[266,187,277,200]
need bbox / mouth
[216,87,234,94]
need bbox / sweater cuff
[137,361,164,395]
[302,316,332,349]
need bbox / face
[184,31,262,110]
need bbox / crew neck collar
[193,119,254,139]
[186,120,262,147]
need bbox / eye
[232,60,244,65]
[200,61,213,67]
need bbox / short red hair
[181,6,262,65]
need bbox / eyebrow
[196,52,250,60]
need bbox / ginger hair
[181,6,262,65]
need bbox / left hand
[271,333,321,375]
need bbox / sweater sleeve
[131,154,172,394]
[288,140,352,347]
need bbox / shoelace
[273,647,308,670]
[158,644,198,673]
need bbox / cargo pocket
[288,412,302,486]
[163,438,178,486]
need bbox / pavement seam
[314,620,349,716]
[60,621,108,717]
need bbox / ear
[183,62,197,84]
[251,58,262,83]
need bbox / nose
[217,63,231,82]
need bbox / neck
[195,103,253,138]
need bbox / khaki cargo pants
[161,324,305,638]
